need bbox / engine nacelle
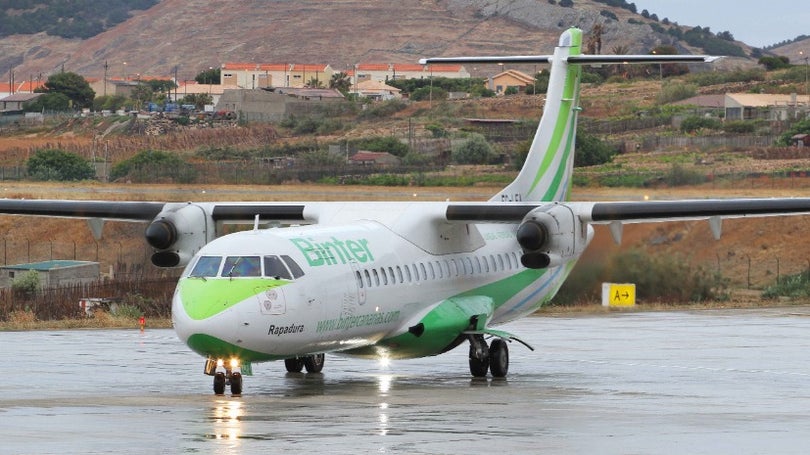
[144,203,216,267]
[516,203,583,269]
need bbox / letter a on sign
[601,283,636,307]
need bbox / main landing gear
[283,354,325,373]
[468,334,509,378]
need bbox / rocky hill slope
[1,0,755,84]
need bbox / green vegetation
[575,131,619,167]
[349,136,410,157]
[680,115,722,134]
[656,81,697,104]
[11,270,40,297]
[762,272,810,300]
[27,149,95,181]
[776,119,810,146]
[26,72,95,111]
[110,150,196,183]
[451,133,496,164]
[554,249,728,305]
[195,67,221,85]
[0,0,158,39]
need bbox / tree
[574,132,618,167]
[23,93,71,112]
[306,77,324,88]
[195,68,221,85]
[329,72,352,94]
[36,72,95,109]
[452,134,495,164]
[180,93,213,110]
[758,56,791,71]
[27,149,96,181]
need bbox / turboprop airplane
[4,27,810,395]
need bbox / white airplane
[4,28,810,395]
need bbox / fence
[642,135,779,150]
[0,277,177,320]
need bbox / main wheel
[489,339,509,378]
[468,335,489,377]
[304,353,325,373]
[213,372,227,395]
[284,357,305,373]
[230,372,243,395]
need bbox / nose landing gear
[206,358,245,395]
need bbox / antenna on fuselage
[253,214,260,231]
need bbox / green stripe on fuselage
[186,333,282,362]
[178,277,289,320]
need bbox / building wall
[0,262,100,289]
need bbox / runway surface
[2,307,810,454]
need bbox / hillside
[0,0,755,84]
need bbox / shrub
[664,164,707,186]
[575,132,619,167]
[110,149,197,183]
[553,249,728,305]
[762,272,810,299]
[657,82,697,104]
[680,115,722,133]
[451,133,495,164]
[11,270,40,297]
[27,149,95,181]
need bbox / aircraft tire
[489,339,509,378]
[468,335,490,377]
[230,372,243,395]
[213,372,227,395]
[304,353,325,373]
[284,358,305,373]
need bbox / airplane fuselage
[172,202,594,364]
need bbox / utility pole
[103,60,108,97]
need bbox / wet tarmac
[3,307,810,454]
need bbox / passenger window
[490,255,498,272]
[482,256,490,273]
[281,255,305,278]
[505,253,513,270]
[474,257,482,274]
[396,266,404,284]
[190,256,222,277]
[381,268,389,286]
[364,270,372,288]
[388,267,396,284]
[512,252,521,269]
[356,271,364,289]
[264,255,293,280]
[419,263,427,280]
[450,259,459,277]
[412,264,420,282]
[404,265,412,282]
[222,256,261,277]
[464,257,473,275]
[428,262,436,280]
[497,254,505,271]
[435,261,443,279]
[372,269,380,287]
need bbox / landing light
[230,358,240,369]
[216,359,224,368]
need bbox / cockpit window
[190,256,222,277]
[281,255,305,279]
[222,256,261,277]
[264,255,292,280]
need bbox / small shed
[0,93,42,111]
[0,260,100,289]
[792,134,810,147]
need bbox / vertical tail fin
[420,29,716,204]
[493,28,583,203]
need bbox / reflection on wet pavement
[2,308,810,454]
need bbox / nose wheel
[468,335,509,378]
[206,358,245,395]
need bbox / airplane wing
[446,198,810,242]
